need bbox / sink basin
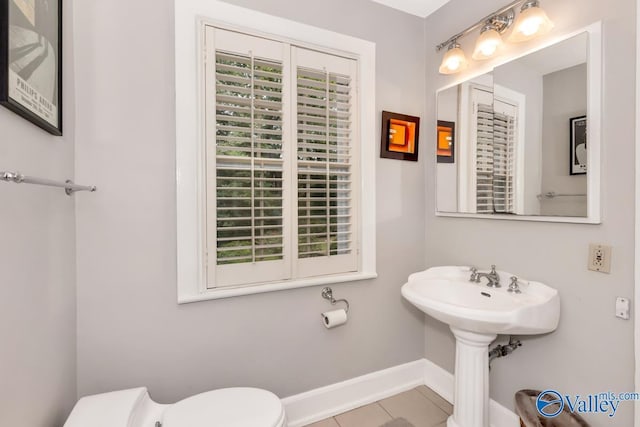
[401,266,561,427]
[401,266,560,335]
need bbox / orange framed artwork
[437,120,455,163]
[380,111,420,161]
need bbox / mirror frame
[435,22,602,224]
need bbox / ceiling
[370,0,452,18]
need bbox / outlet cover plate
[616,297,630,320]
[588,244,611,273]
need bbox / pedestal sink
[401,266,560,427]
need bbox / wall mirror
[436,24,601,223]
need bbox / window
[173,12,376,302]
[206,27,359,289]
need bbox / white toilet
[64,386,287,427]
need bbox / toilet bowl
[64,386,287,427]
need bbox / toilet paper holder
[321,287,350,313]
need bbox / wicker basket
[515,390,590,427]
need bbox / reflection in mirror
[437,72,494,213]
[436,32,589,219]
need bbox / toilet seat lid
[162,387,285,427]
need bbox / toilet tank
[64,387,166,427]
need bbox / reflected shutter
[475,103,516,214]
[493,112,515,213]
[476,103,494,214]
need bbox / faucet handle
[469,267,478,282]
[508,276,522,293]
[490,265,497,274]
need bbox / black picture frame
[380,111,420,162]
[0,0,63,135]
[570,115,587,175]
[437,120,455,164]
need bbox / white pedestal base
[446,327,497,427]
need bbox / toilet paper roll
[321,309,348,329]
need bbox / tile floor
[305,386,453,427]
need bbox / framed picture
[570,115,587,175]
[380,111,420,162]
[437,120,455,163]
[0,0,62,135]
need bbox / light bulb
[446,57,461,71]
[472,26,503,60]
[508,1,554,43]
[439,43,468,75]
[481,44,498,56]
[520,16,542,36]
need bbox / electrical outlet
[588,244,611,273]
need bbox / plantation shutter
[476,103,494,214]
[293,48,358,278]
[474,101,516,214]
[204,27,361,288]
[205,28,291,287]
[492,110,516,213]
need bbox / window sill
[177,271,378,304]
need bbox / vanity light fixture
[508,0,554,43]
[472,24,504,60]
[439,42,468,74]
[437,0,553,74]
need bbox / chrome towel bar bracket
[321,287,350,313]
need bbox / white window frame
[175,0,377,303]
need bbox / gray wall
[0,1,77,426]
[424,0,635,425]
[541,64,588,217]
[74,0,426,402]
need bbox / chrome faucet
[473,265,501,288]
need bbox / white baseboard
[282,360,425,427]
[422,359,520,427]
[282,358,520,427]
